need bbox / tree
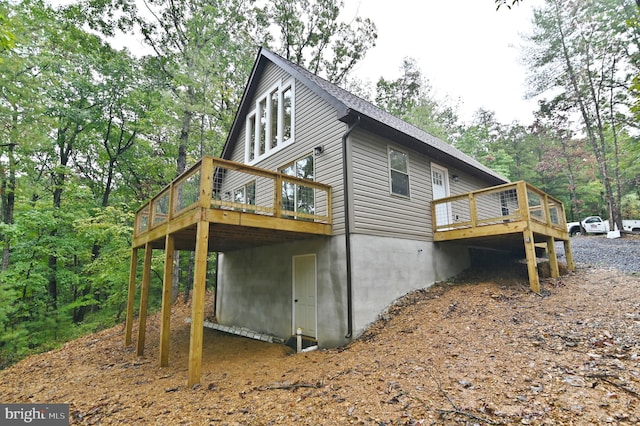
[525,0,639,230]
[0,7,14,53]
[262,0,377,84]
[374,57,461,142]
[375,57,423,118]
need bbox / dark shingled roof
[224,47,508,185]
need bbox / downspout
[342,115,360,339]
[213,252,219,319]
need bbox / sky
[49,0,545,125]
[341,0,545,125]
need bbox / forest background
[0,0,638,368]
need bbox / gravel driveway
[556,235,640,274]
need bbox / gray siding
[350,129,433,240]
[224,61,347,233]
[350,128,500,240]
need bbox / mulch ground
[1,264,640,425]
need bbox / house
[125,47,574,386]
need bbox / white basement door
[293,254,317,338]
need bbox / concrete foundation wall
[217,236,349,348]
[217,234,470,348]
[350,234,470,338]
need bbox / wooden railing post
[431,200,437,231]
[275,174,283,218]
[167,183,175,221]
[199,157,214,209]
[542,193,552,226]
[515,182,529,222]
[468,193,477,228]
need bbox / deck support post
[546,236,559,278]
[136,243,153,356]
[159,234,175,367]
[563,240,576,271]
[523,229,540,293]
[125,248,138,346]
[188,220,209,387]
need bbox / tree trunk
[552,1,619,230]
[173,90,195,302]
[560,138,580,220]
[47,184,64,309]
[1,112,18,270]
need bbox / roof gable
[221,47,507,184]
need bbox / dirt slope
[1,266,640,425]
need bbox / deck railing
[134,156,332,237]
[431,181,567,234]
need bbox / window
[233,181,256,206]
[388,147,410,197]
[245,79,295,164]
[233,181,256,213]
[247,115,255,161]
[280,154,314,216]
[258,98,267,156]
[269,88,279,149]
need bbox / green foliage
[262,0,377,84]
[0,11,14,53]
[621,193,640,218]
[524,0,638,226]
[1,0,637,372]
[374,57,461,142]
[75,206,134,319]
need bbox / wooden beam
[523,229,540,293]
[546,236,559,278]
[188,220,209,387]
[132,208,201,248]
[564,239,576,271]
[124,248,138,346]
[159,234,175,367]
[433,221,527,241]
[529,221,568,240]
[136,243,153,356]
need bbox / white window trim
[388,145,411,198]
[245,79,295,165]
[280,153,315,214]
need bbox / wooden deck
[131,156,332,251]
[125,156,332,386]
[432,181,575,292]
[126,162,574,387]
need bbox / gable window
[245,79,295,164]
[388,147,410,197]
[280,154,314,216]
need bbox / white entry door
[293,254,317,338]
[431,164,451,227]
